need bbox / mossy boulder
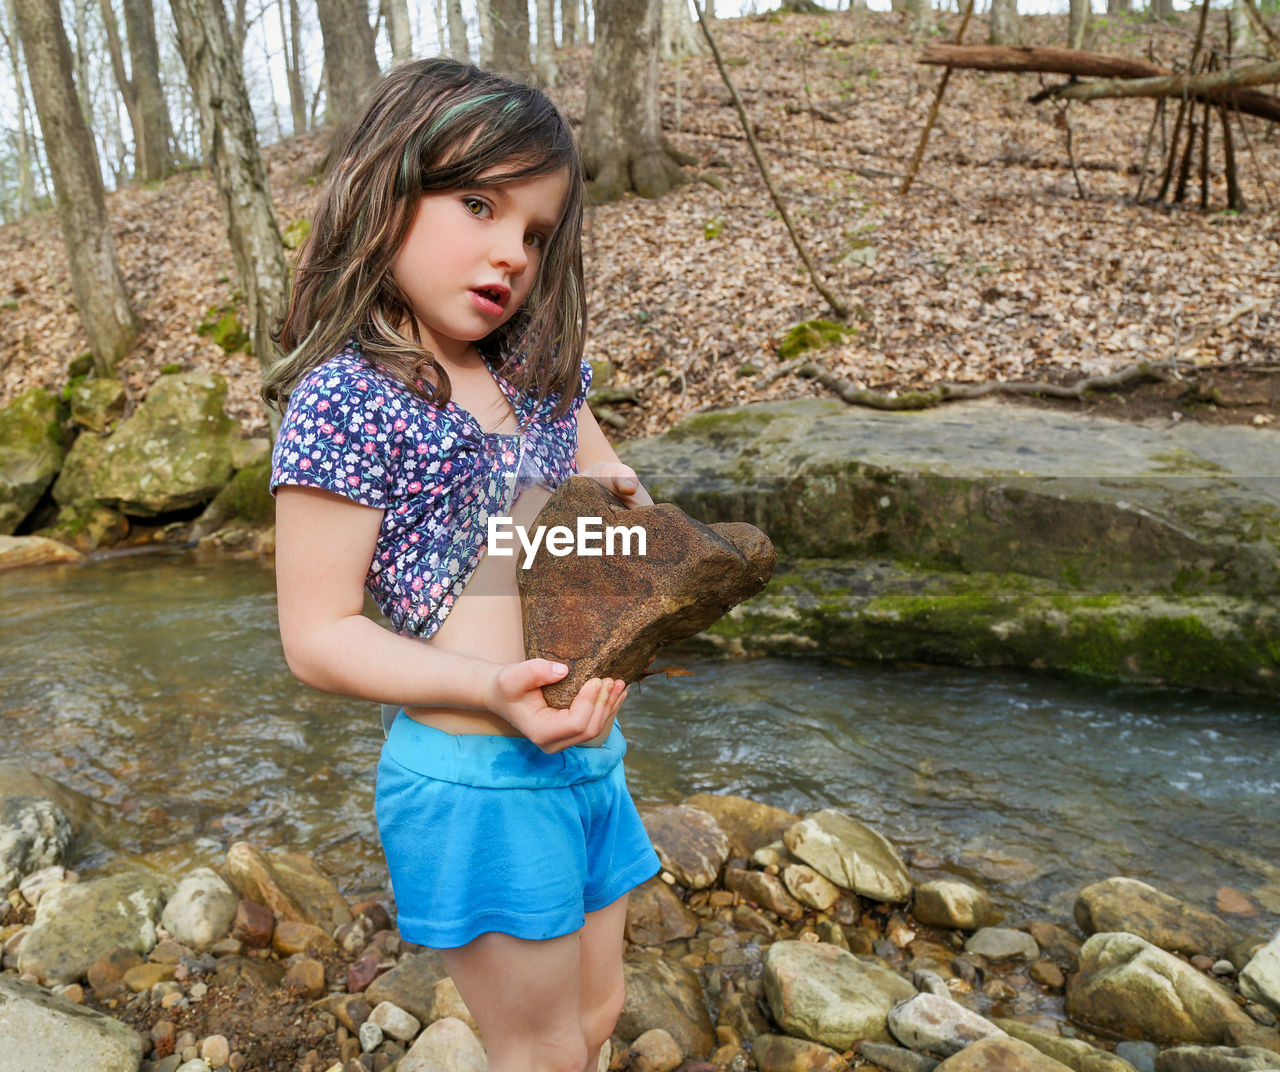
[54,372,237,517]
[35,501,129,553]
[0,387,68,535]
[68,379,126,433]
[191,454,274,539]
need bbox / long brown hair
[263,58,586,418]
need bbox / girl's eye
[525,233,547,251]
[462,196,492,218]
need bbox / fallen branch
[901,0,977,196]
[1031,59,1280,104]
[921,44,1280,123]
[795,298,1270,412]
[691,0,851,321]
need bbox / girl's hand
[579,461,654,509]
[486,659,628,753]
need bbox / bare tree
[582,0,687,201]
[1107,0,1132,13]
[314,0,380,124]
[277,0,308,135]
[168,0,288,382]
[490,0,532,79]
[989,0,1020,45]
[99,0,174,181]
[477,0,494,64]
[0,0,36,216]
[13,0,138,375]
[535,0,557,83]
[447,0,469,59]
[661,0,704,59]
[383,0,413,61]
[1068,0,1091,46]
[561,0,579,44]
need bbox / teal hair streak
[397,92,517,192]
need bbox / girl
[264,59,661,1072]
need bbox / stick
[1241,0,1280,61]
[1033,59,1280,103]
[1136,97,1163,200]
[690,0,851,321]
[900,0,977,196]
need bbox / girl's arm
[575,400,654,508]
[274,484,623,751]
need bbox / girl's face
[390,165,571,366]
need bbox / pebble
[359,1022,384,1053]
[1211,959,1235,976]
[200,1035,230,1069]
[178,1062,211,1072]
[369,1000,421,1041]
[1028,960,1066,989]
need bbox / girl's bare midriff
[401,360,614,746]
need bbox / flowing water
[2,551,1277,927]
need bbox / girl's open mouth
[470,286,509,316]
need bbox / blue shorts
[375,713,660,949]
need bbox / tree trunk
[1043,58,1280,100]
[989,0,1020,46]
[278,0,308,136]
[1068,0,1090,47]
[71,0,94,133]
[447,0,469,59]
[582,0,687,202]
[168,0,289,383]
[1231,0,1255,53]
[661,0,705,59]
[1107,0,1131,13]
[314,0,380,125]
[535,0,557,83]
[4,0,36,216]
[477,0,494,64]
[383,0,413,61]
[490,0,532,80]
[1149,0,1172,20]
[561,0,579,44]
[123,0,174,180]
[14,0,138,375]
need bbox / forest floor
[1,9,1278,439]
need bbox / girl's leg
[577,893,630,1071]
[442,929,589,1072]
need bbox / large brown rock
[223,842,351,931]
[1075,877,1237,957]
[617,950,716,1058]
[682,793,800,857]
[518,476,775,707]
[625,877,699,946]
[934,1037,1076,1071]
[642,805,730,889]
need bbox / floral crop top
[270,340,589,640]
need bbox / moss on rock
[778,319,852,360]
[0,387,69,535]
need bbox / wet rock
[625,876,699,946]
[1153,1045,1280,1072]
[0,387,67,534]
[933,1036,1075,1071]
[750,1033,851,1071]
[783,865,841,912]
[618,950,716,1057]
[887,992,1006,1056]
[59,371,237,516]
[725,867,804,923]
[161,868,238,951]
[19,869,163,985]
[1075,878,1237,958]
[17,864,73,907]
[1216,889,1261,918]
[1220,1022,1280,1051]
[1027,921,1083,960]
[0,795,73,895]
[229,899,273,948]
[643,805,731,889]
[519,476,776,707]
[430,977,477,1032]
[284,957,326,1000]
[632,1027,684,1072]
[965,928,1039,961]
[995,1018,1140,1072]
[369,1000,421,1042]
[1029,961,1066,989]
[0,974,144,1071]
[763,939,916,1049]
[364,949,448,1025]
[398,1018,486,1072]
[718,990,771,1041]
[0,534,86,570]
[272,920,336,957]
[1115,1042,1161,1072]
[1240,933,1280,1016]
[682,794,800,858]
[912,881,994,931]
[1065,932,1254,1044]
[224,843,351,931]
[861,1042,941,1072]
[733,902,779,937]
[783,809,912,904]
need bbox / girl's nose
[491,228,528,273]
